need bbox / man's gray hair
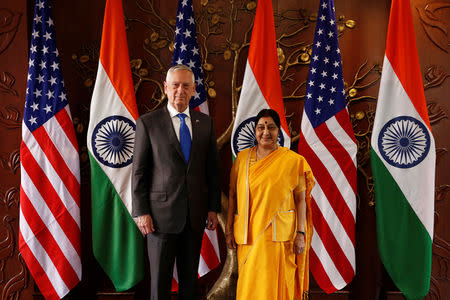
[166,64,195,83]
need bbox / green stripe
[370,148,432,300]
[89,152,144,291]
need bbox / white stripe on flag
[302,117,356,218]
[325,117,357,162]
[239,61,270,109]
[19,209,69,298]
[311,181,355,266]
[20,166,82,277]
[198,101,209,115]
[22,126,80,227]
[173,262,179,282]
[311,229,347,289]
[204,229,220,259]
[198,255,210,277]
[43,106,80,183]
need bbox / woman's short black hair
[255,109,281,129]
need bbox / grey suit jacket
[131,106,221,233]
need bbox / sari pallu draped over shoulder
[230,147,315,300]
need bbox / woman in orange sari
[226,109,315,300]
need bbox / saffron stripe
[385,0,430,129]
[247,0,289,135]
[99,0,139,121]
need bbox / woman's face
[255,116,279,148]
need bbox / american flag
[19,0,81,299]
[172,0,209,114]
[298,0,357,293]
[170,0,220,290]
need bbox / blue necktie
[177,113,191,164]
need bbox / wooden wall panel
[413,1,450,299]
[0,0,34,299]
[0,0,448,299]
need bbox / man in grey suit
[132,65,221,300]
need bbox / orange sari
[230,147,314,300]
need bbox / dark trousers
[146,224,204,300]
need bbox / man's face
[164,70,196,112]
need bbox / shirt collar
[167,102,190,119]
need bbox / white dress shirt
[167,103,193,141]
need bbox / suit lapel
[163,106,185,161]
[188,109,201,169]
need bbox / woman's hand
[293,232,305,254]
[226,232,236,249]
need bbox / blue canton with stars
[305,0,347,128]
[172,0,207,109]
[24,0,68,132]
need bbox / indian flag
[86,0,144,291]
[370,0,435,299]
[231,0,290,157]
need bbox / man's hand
[206,212,218,230]
[136,214,155,235]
